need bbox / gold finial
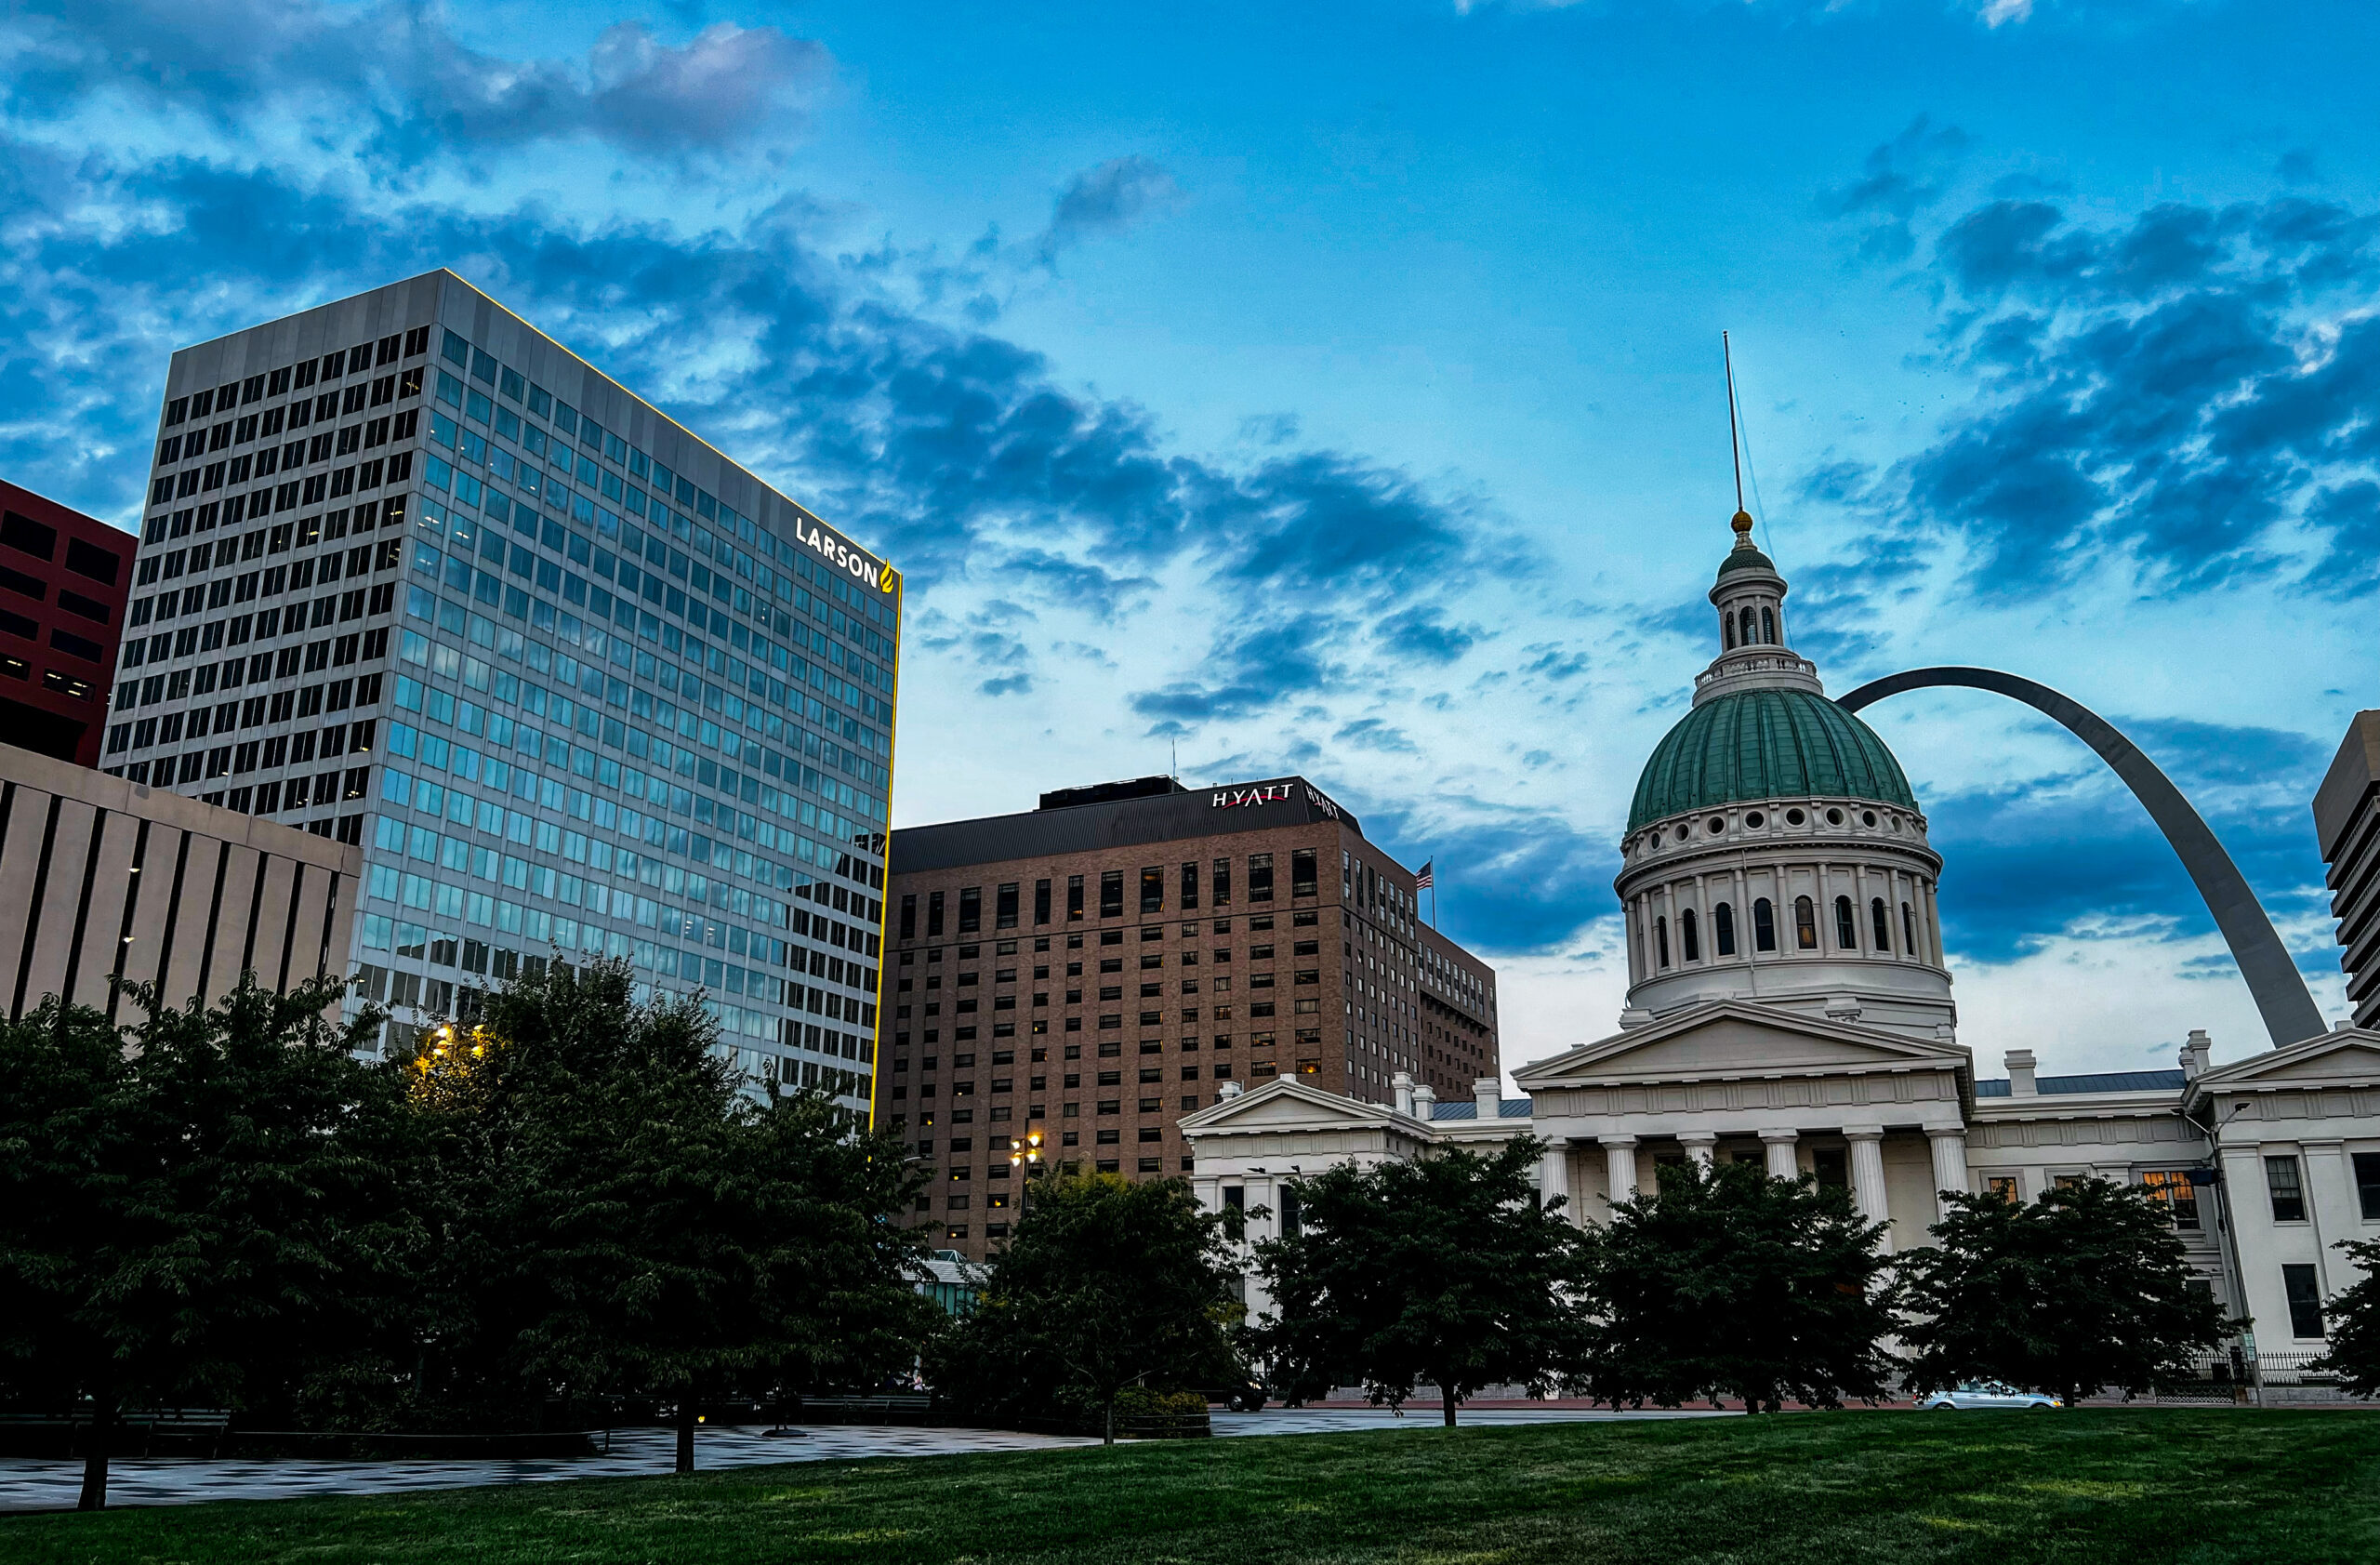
[1731,508,1755,540]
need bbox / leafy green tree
[2309,1240,2380,1396]
[1898,1177,2228,1406]
[406,960,934,1472]
[1574,1158,1897,1413]
[0,977,407,1508]
[930,1171,1242,1443]
[1252,1136,1588,1426]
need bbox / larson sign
[792,515,897,596]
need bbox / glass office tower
[112,271,897,1112]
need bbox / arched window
[1902,901,1918,958]
[1738,607,1755,646]
[1834,895,1858,949]
[1761,605,1777,643]
[1655,915,1671,969]
[1713,901,1737,956]
[1681,908,1700,962]
[1871,896,1891,951]
[1793,895,1818,950]
[1723,610,1736,649]
[1753,897,1777,951]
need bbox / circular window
[1826,807,1844,826]
[1862,810,1878,828]
[1675,825,1691,843]
[1888,816,1901,832]
[1708,816,1726,834]
[1745,810,1765,829]
[1786,808,1805,826]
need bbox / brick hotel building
[111,272,898,1109]
[883,776,1500,1255]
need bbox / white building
[1184,509,2380,1374]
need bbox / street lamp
[1009,1129,1043,1171]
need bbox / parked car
[1918,1382,2063,1410]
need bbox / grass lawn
[5,1411,2375,1564]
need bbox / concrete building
[0,741,357,1021]
[0,479,137,765]
[2317,711,2380,1028]
[885,774,1498,1256]
[113,272,898,1107]
[1186,508,2380,1382]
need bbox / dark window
[1834,895,1858,949]
[1753,897,1776,951]
[0,564,45,602]
[1290,848,1318,897]
[2283,1264,2326,1338]
[58,590,110,624]
[1067,874,1084,922]
[1903,901,1918,956]
[1793,896,1818,950]
[1681,907,1699,962]
[2356,1152,2380,1221]
[1279,1186,1302,1238]
[1,510,58,561]
[1141,866,1164,915]
[996,882,1019,930]
[1248,853,1274,902]
[927,889,945,937]
[1180,861,1199,910]
[1812,1148,1847,1188]
[49,628,103,662]
[1034,878,1051,925]
[1655,914,1670,969]
[958,886,981,934]
[899,893,917,941]
[1100,870,1124,920]
[1713,901,1736,957]
[2267,1156,2307,1223]
[1871,896,1892,952]
[1212,856,1232,906]
[1761,605,1776,643]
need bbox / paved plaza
[0,1405,1714,1512]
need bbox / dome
[1628,687,1918,834]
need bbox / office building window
[2268,1156,2307,1223]
[2283,1264,2325,1338]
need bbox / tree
[0,977,408,1508]
[404,960,935,1473]
[1898,1177,2228,1406]
[1574,1158,1897,1413]
[1251,1137,1588,1426]
[930,1171,1242,1443]
[2309,1240,2380,1396]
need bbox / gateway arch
[1836,666,2328,1049]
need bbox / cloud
[5,2,826,166]
[1333,717,1420,754]
[1355,796,1616,957]
[1375,606,1479,665]
[1035,155,1181,266]
[1128,618,1341,728]
[1818,114,1971,264]
[1868,193,2380,599]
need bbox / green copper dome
[1714,544,1777,583]
[1628,688,1918,834]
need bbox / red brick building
[0,480,135,766]
[883,775,1499,1255]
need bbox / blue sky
[7,0,2376,1081]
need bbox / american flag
[1414,859,1434,890]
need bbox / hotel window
[899,894,917,941]
[1793,896,1818,950]
[1213,857,1232,905]
[996,882,1018,929]
[1067,874,1085,921]
[927,889,945,937]
[1035,878,1052,925]
[2283,1264,2326,1338]
[1181,860,1199,910]
[959,886,982,934]
[2356,1152,2380,1220]
[1290,848,1317,897]
[1248,853,1274,902]
[1753,897,1776,952]
[2139,1170,2201,1231]
[2267,1156,2307,1223]
[1141,866,1164,914]
[1099,869,1125,920]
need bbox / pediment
[1514,1000,1969,1089]
[1178,1077,1408,1134]
[2196,1029,2380,1091]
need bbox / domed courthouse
[1184,513,2380,1367]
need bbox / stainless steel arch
[1837,666,2327,1049]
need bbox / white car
[1919,1382,2064,1410]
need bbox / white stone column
[1540,1144,1571,1220]
[1192,1175,1223,1214]
[1604,1135,1640,1212]
[1926,1127,1969,1226]
[1760,1127,1800,1180]
[1678,1130,1718,1166]
[1845,1126,1893,1252]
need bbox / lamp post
[1010,1130,1043,1223]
